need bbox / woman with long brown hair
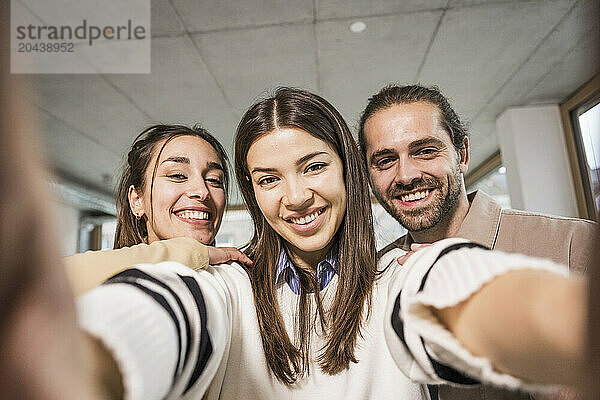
[233,87,379,383]
[114,124,231,249]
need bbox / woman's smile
[283,205,328,234]
[173,206,213,225]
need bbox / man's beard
[374,167,462,232]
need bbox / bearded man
[358,84,596,400]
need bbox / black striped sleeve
[78,261,226,400]
[386,239,487,387]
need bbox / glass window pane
[468,165,511,209]
[372,202,407,250]
[578,103,600,214]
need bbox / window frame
[560,73,600,221]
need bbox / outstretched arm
[435,269,585,386]
[385,238,584,392]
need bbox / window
[468,164,511,209]
[465,151,511,209]
[79,215,117,252]
[561,73,600,221]
[215,208,254,247]
[577,102,600,217]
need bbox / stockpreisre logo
[11,0,151,73]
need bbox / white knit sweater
[78,238,565,400]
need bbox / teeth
[178,210,209,220]
[400,190,430,202]
[290,208,324,225]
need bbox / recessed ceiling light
[498,166,507,174]
[349,21,366,33]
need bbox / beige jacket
[379,190,597,400]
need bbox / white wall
[496,105,578,217]
[52,199,80,256]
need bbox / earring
[135,213,142,220]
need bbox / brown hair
[234,87,377,384]
[113,124,230,248]
[358,84,469,165]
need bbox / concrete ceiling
[29,0,599,206]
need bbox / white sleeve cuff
[78,283,179,400]
[385,238,567,392]
[77,261,230,400]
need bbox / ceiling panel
[475,0,597,121]
[27,0,597,205]
[171,0,313,32]
[417,0,573,119]
[526,31,600,103]
[470,119,496,138]
[31,75,150,154]
[151,0,185,37]
[37,112,122,192]
[104,35,238,147]
[190,23,318,113]
[316,0,446,20]
[317,10,443,126]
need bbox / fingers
[397,243,431,265]
[208,247,253,266]
[396,252,413,265]
[226,248,253,266]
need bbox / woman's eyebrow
[161,156,189,165]
[295,151,328,166]
[251,166,277,174]
[251,151,329,174]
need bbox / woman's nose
[282,178,312,209]
[186,178,210,201]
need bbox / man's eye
[416,148,438,156]
[376,157,394,168]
